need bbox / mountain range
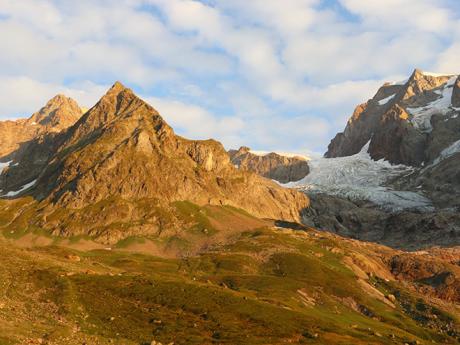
[0,82,308,246]
[230,69,460,250]
[0,73,459,344]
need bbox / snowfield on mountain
[284,141,434,211]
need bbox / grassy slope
[0,200,458,344]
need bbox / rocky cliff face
[280,69,460,249]
[323,68,460,211]
[325,69,460,167]
[0,82,309,241]
[452,76,460,107]
[303,193,460,249]
[0,95,82,159]
[228,146,309,183]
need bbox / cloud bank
[0,0,459,153]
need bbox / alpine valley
[0,72,459,345]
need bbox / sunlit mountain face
[0,1,460,344]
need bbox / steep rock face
[424,113,460,162]
[228,146,309,183]
[0,95,82,159]
[0,82,309,240]
[325,69,460,166]
[452,75,460,107]
[324,102,375,158]
[303,193,460,249]
[368,105,426,165]
[397,152,460,209]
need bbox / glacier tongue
[284,142,434,212]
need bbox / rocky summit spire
[0,93,82,158]
[400,68,452,100]
[27,94,82,129]
[62,80,165,149]
[408,68,424,81]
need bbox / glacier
[284,142,434,212]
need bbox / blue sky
[1,0,460,154]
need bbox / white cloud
[435,22,460,73]
[144,96,245,148]
[143,95,332,153]
[0,0,459,152]
[339,0,454,34]
[0,76,107,118]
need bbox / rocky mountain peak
[26,94,82,129]
[0,82,309,240]
[326,68,460,166]
[228,146,310,183]
[235,146,250,154]
[95,80,136,110]
[63,81,170,151]
[409,68,424,80]
[47,94,74,105]
[400,68,453,101]
[110,80,127,92]
[0,93,83,159]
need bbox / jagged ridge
[0,82,309,242]
[325,68,460,166]
[228,146,310,183]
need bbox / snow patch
[378,94,396,105]
[421,71,456,78]
[432,139,460,166]
[284,142,433,212]
[406,76,457,132]
[0,160,12,173]
[2,179,37,197]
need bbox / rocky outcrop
[0,95,82,159]
[368,105,426,165]
[228,146,309,183]
[395,152,460,210]
[325,69,460,166]
[0,82,309,241]
[303,193,460,250]
[389,251,460,302]
[452,75,460,108]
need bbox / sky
[1,0,460,155]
